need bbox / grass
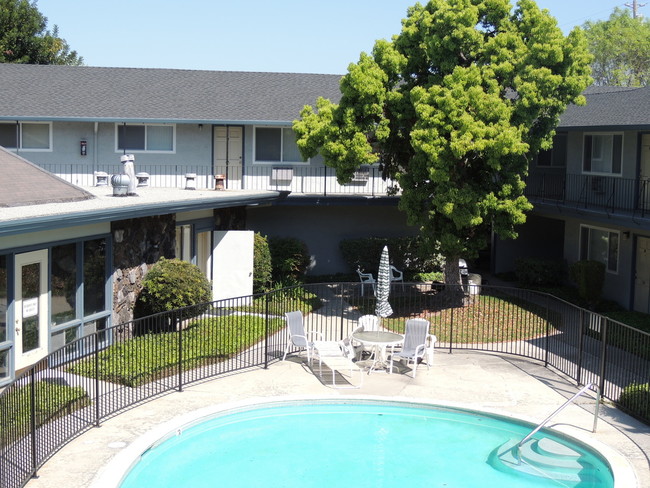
[0,381,89,447]
[68,314,286,387]
[350,290,558,343]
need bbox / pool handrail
[514,382,601,463]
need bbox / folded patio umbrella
[375,245,393,318]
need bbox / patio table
[352,330,404,374]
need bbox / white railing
[42,163,400,196]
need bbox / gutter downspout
[93,122,99,174]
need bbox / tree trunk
[441,257,466,307]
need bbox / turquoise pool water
[119,401,614,488]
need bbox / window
[537,132,567,167]
[116,124,175,152]
[254,127,306,163]
[580,226,619,273]
[583,134,622,174]
[51,244,77,325]
[0,122,51,150]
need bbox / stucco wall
[246,202,417,275]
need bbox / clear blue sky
[38,0,632,74]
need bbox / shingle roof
[0,146,93,207]
[559,85,650,129]
[0,64,342,123]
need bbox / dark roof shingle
[0,147,93,207]
[0,64,343,123]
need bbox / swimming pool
[116,399,615,488]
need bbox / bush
[268,237,310,285]
[569,260,605,306]
[253,233,272,293]
[134,258,212,332]
[339,236,442,275]
[619,383,650,422]
[515,258,565,287]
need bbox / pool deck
[25,350,650,488]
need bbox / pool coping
[91,394,636,488]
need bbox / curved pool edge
[89,394,637,488]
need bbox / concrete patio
[24,349,650,488]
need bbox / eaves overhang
[0,190,288,239]
[559,124,650,132]
[275,195,401,206]
[0,116,295,126]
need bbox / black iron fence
[525,172,650,218]
[1,283,648,488]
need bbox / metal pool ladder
[514,382,601,463]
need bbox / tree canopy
[293,0,591,283]
[582,7,650,86]
[0,0,82,65]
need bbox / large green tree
[293,0,591,285]
[0,0,82,65]
[583,7,650,86]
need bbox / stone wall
[111,214,175,325]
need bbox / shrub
[134,258,211,332]
[339,236,442,275]
[569,260,605,306]
[253,233,272,293]
[515,258,566,287]
[619,382,650,422]
[268,237,310,285]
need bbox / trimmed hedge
[253,233,272,293]
[619,382,650,421]
[268,236,310,285]
[515,258,565,287]
[340,236,442,275]
[570,260,605,306]
[134,258,212,330]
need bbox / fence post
[576,309,585,386]
[177,312,183,392]
[598,318,608,397]
[29,368,38,478]
[448,305,454,354]
[94,332,101,427]
[339,283,345,341]
[544,298,550,367]
[264,292,270,369]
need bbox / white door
[212,231,254,302]
[14,250,49,370]
[214,126,243,189]
[634,236,650,314]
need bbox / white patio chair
[356,268,376,296]
[282,311,323,362]
[390,265,404,290]
[355,315,380,359]
[389,318,437,378]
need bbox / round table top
[352,330,404,345]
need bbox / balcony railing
[37,163,399,197]
[525,172,650,218]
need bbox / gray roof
[0,64,342,124]
[559,85,650,130]
[0,146,94,207]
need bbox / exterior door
[634,236,650,314]
[214,126,243,189]
[14,250,49,370]
[212,230,253,302]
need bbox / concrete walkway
[24,349,649,488]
